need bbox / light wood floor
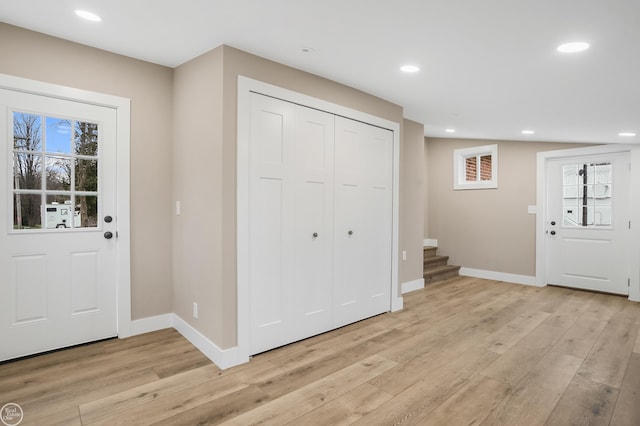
[2,277,639,425]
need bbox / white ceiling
[1,0,639,144]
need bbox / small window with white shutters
[453,144,498,190]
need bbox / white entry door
[0,89,118,361]
[546,153,630,295]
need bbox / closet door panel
[333,118,369,326]
[290,106,334,340]
[362,126,394,317]
[334,117,393,327]
[249,94,296,354]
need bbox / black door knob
[104,231,113,239]
[312,232,318,238]
[550,221,556,226]
[104,215,113,223]
[550,230,556,235]
[348,230,353,235]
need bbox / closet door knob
[313,232,318,238]
[348,230,353,235]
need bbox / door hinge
[629,278,631,287]
[630,221,632,230]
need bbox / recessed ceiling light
[619,132,636,137]
[400,65,420,73]
[75,10,102,22]
[521,130,535,135]
[445,129,456,133]
[557,42,590,53]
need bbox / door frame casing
[237,76,402,365]
[0,73,133,337]
[536,143,640,301]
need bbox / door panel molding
[0,73,132,338]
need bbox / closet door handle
[313,232,318,238]
[348,230,353,235]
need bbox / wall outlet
[402,250,407,261]
[193,302,198,319]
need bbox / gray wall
[400,119,426,285]
[172,47,225,342]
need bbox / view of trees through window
[12,112,99,230]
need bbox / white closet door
[289,105,335,342]
[361,123,394,317]
[249,94,296,354]
[249,93,334,354]
[333,117,393,327]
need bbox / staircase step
[423,246,438,258]
[424,255,449,268]
[423,264,461,284]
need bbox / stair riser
[424,268,461,284]
[424,258,448,268]
[423,248,437,258]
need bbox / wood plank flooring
[1,276,639,425]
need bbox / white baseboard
[129,313,245,370]
[130,313,174,336]
[423,239,438,247]
[459,267,541,287]
[401,278,425,294]
[172,314,242,370]
[391,294,404,311]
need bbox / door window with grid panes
[12,112,100,231]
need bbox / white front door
[0,89,118,361]
[546,152,630,295]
